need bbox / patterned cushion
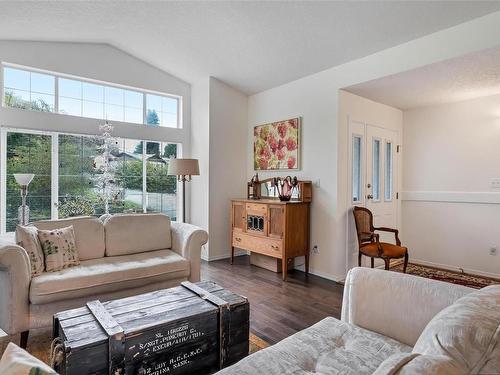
[413,285,500,374]
[38,225,80,272]
[15,225,44,277]
[374,353,465,374]
[216,317,412,375]
[0,342,57,375]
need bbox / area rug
[391,262,500,289]
[6,329,269,367]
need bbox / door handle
[367,194,373,200]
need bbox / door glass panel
[385,142,393,201]
[352,136,362,202]
[372,139,380,201]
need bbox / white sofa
[0,213,208,346]
[217,267,500,374]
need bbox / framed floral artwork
[254,117,300,170]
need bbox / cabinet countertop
[231,198,308,204]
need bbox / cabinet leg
[305,253,310,275]
[230,246,235,264]
[282,258,288,281]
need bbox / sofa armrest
[170,223,208,283]
[341,267,474,346]
[0,235,31,335]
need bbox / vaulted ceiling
[1,1,500,94]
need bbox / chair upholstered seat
[216,317,412,375]
[29,249,190,305]
[360,243,407,258]
[352,206,409,271]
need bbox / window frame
[384,140,394,202]
[1,63,182,129]
[0,126,182,233]
[371,137,381,202]
[351,133,364,204]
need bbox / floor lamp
[168,159,199,223]
[14,173,35,226]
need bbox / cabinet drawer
[245,203,267,216]
[232,232,282,258]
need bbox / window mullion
[143,94,147,125]
[142,140,147,213]
[0,128,7,234]
[54,76,59,113]
[51,133,59,220]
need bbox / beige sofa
[0,213,208,345]
[217,267,500,374]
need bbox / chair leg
[20,330,29,349]
[403,252,409,273]
[384,259,390,270]
[358,252,362,267]
[370,257,374,268]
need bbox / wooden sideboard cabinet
[230,198,310,280]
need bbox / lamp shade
[14,173,35,186]
[168,159,200,176]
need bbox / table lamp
[168,159,199,222]
[14,173,35,226]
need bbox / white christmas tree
[92,121,122,214]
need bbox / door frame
[346,116,402,272]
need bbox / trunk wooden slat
[53,281,249,375]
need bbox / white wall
[247,11,500,281]
[190,77,248,260]
[208,78,248,260]
[402,93,500,278]
[190,78,210,257]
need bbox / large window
[3,66,181,128]
[146,94,178,127]
[2,129,180,232]
[3,68,55,112]
[6,132,52,231]
[145,142,177,218]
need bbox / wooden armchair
[352,206,409,272]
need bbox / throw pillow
[15,225,45,277]
[373,353,465,375]
[38,225,80,272]
[0,342,57,375]
[413,285,500,374]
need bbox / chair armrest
[374,227,401,245]
[170,223,208,283]
[341,267,474,346]
[0,235,31,335]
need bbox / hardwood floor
[201,255,344,345]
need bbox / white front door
[365,125,398,234]
[347,121,399,270]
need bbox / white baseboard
[203,252,345,282]
[202,249,248,262]
[410,258,500,280]
[293,263,345,283]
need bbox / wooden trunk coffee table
[53,281,250,375]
